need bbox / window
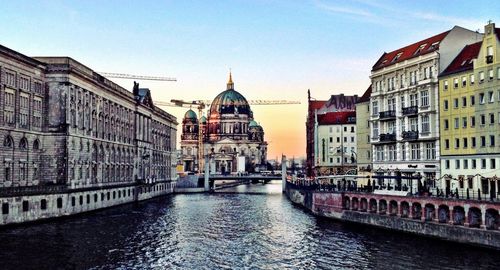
[336,137,340,143]
[425,142,435,160]
[344,126,347,132]
[444,80,449,90]
[410,94,418,106]
[479,71,484,83]
[350,137,354,142]
[22,201,29,212]
[444,100,449,110]
[414,44,426,55]
[444,119,449,130]
[329,137,333,143]
[455,160,460,169]
[463,138,468,148]
[498,67,500,79]
[400,118,406,132]
[453,78,458,88]
[471,116,476,127]
[421,90,429,107]
[481,136,486,147]
[422,115,430,133]
[470,95,475,106]
[464,159,469,169]
[454,118,459,129]
[445,160,450,169]
[472,159,477,169]
[480,114,486,125]
[462,97,467,107]
[472,137,476,148]
[409,118,418,131]
[489,69,494,80]
[401,144,406,161]
[453,98,458,108]
[375,146,384,161]
[388,145,396,161]
[490,135,495,147]
[462,117,467,128]
[351,126,355,133]
[400,74,405,88]
[462,76,467,87]
[373,122,379,138]
[470,74,475,85]
[445,139,450,149]
[481,159,486,169]
[455,138,460,149]
[41,199,47,210]
[410,143,420,160]
[491,159,496,169]
[490,113,495,124]
[372,101,378,115]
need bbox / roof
[317,111,356,125]
[308,100,326,112]
[440,41,482,77]
[184,109,197,120]
[356,85,372,104]
[372,30,450,71]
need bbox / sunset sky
[1,0,498,159]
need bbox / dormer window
[414,44,427,55]
[392,52,403,63]
[428,41,440,51]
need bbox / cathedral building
[180,74,267,174]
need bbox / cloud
[315,1,374,18]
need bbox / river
[0,181,498,269]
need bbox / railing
[0,184,67,197]
[402,106,418,116]
[286,180,500,203]
[379,110,396,120]
[379,133,396,142]
[402,130,418,141]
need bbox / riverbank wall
[285,182,500,249]
[0,181,175,226]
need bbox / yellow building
[439,22,500,199]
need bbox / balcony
[402,130,419,141]
[379,133,396,142]
[379,110,396,120]
[402,106,418,116]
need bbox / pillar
[281,155,287,192]
[204,156,210,192]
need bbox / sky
[1,0,498,159]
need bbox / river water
[0,181,498,270]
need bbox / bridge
[199,174,281,190]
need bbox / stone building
[369,26,482,191]
[439,22,500,198]
[0,44,177,190]
[180,74,267,174]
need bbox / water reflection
[0,182,498,269]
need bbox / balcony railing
[379,110,396,120]
[402,130,419,141]
[379,133,396,142]
[402,106,418,116]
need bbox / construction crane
[166,98,300,174]
[98,72,177,82]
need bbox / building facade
[355,85,372,180]
[180,74,267,174]
[439,22,500,198]
[369,26,482,191]
[307,92,358,176]
[0,44,177,225]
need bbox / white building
[369,26,482,192]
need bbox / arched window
[3,135,13,148]
[19,137,28,150]
[33,139,40,150]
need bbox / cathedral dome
[200,116,207,123]
[184,109,198,121]
[209,73,252,117]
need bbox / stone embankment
[285,182,500,249]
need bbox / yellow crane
[98,72,177,82]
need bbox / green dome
[184,109,197,120]
[200,116,207,123]
[209,89,251,116]
[248,120,259,127]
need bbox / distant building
[180,74,267,174]
[439,22,500,197]
[369,26,482,192]
[355,85,372,182]
[306,92,358,176]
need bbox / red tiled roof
[440,41,482,77]
[308,100,326,112]
[372,30,450,71]
[356,85,372,103]
[317,111,356,125]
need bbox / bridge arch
[485,208,499,230]
[453,206,465,225]
[389,200,398,216]
[400,201,410,218]
[344,196,351,210]
[412,203,422,219]
[360,198,368,212]
[438,205,450,223]
[352,197,359,211]
[424,203,436,221]
[378,199,387,215]
[468,207,482,228]
[369,198,377,213]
